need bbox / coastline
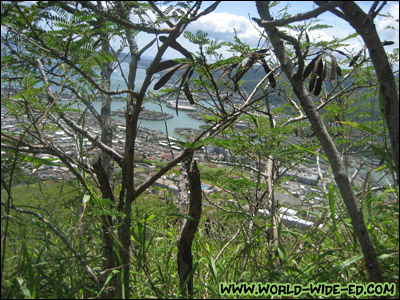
[111,108,174,121]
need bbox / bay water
[73,62,204,139]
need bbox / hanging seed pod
[313,61,324,96]
[315,56,324,78]
[321,62,327,81]
[382,40,394,46]
[349,44,367,67]
[314,77,323,96]
[218,63,238,82]
[153,59,181,73]
[309,76,316,92]
[178,65,194,90]
[261,58,276,88]
[174,67,195,114]
[303,32,310,58]
[154,64,186,90]
[184,82,194,105]
[309,55,322,92]
[234,59,254,84]
[349,51,361,67]
[329,54,337,82]
[314,78,323,96]
[336,65,342,77]
[303,54,321,80]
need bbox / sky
[135,1,399,62]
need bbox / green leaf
[336,121,382,136]
[145,214,156,222]
[317,253,363,281]
[209,257,219,283]
[82,193,91,204]
[17,278,32,298]
[370,144,395,171]
[21,235,36,298]
[374,164,388,172]
[341,32,359,42]
[291,144,328,162]
[277,244,287,261]
[23,155,60,169]
[96,270,120,298]
[308,24,333,31]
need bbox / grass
[1,171,399,299]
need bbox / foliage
[1,1,399,299]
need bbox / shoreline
[111,108,173,121]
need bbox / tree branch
[253,1,342,28]
[76,1,178,34]
[255,0,382,283]
[313,1,347,20]
[36,58,124,166]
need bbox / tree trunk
[97,31,118,298]
[264,155,280,267]
[177,158,202,298]
[337,1,399,184]
[255,1,382,283]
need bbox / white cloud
[376,3,399,45]
[188,11,260,45]
[136,2,398,61]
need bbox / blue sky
[136,1,399,61]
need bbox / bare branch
[36,58,123,166]
[368,1,386,19]
[253,1,342,28]
[313,1,347,20]
[76,1,178,34]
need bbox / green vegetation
[1,1,398,299]
[2,174,398,298]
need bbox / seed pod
[234,59,254,84]
[303,54,321,80]
[321,62,327,81]
[218,63,238,82]
[309,55,322,92]
[303,32,310,58]
[329,54,337,82]
[261,58,276,88]
[313,62,324,96]
[382,40,394,46]
[314,76,323,96]
[349,44,367,67]
[153,59,180,73]
[154,64,183,90]
[184,83,194,105]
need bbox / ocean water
[92,62,204,139]
[79,100,204,140]
[3,60,203,139]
